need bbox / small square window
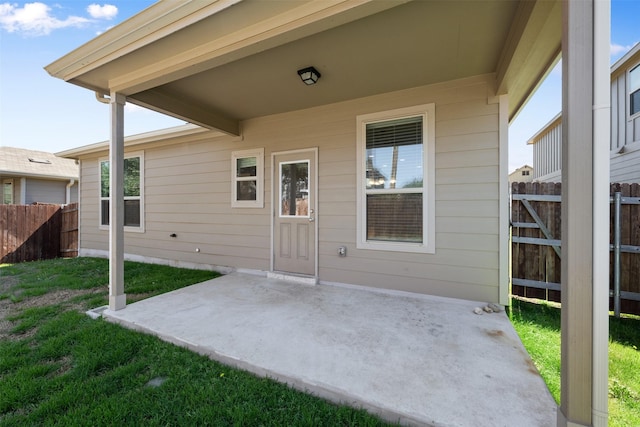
[232,148,264,208]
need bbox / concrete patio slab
[103,273,557,426]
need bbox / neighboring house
[529,42,640,183]
[48,2,611,422]
[0,146,79,205]
[508,165,534,184]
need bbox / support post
[558,0,609,426]
[498,94,510,306]
[109,92,127,311]
[590,0,610,424]
[613,192,621,318]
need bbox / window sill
[99,225,145,233]
[357,240,435,254]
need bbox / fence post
[614,191,621,318]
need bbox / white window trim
[231,148,264,208]
[629,61,640,121]
[356,104,436,254]
[99,151,145,233]
[3,179,14,204]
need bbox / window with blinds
[356,104,435,253]
[365,116,423,242]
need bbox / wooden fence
[511,182,640,316]
[0,202,78,264]
[60,203,78,258]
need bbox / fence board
[0,203,77,263]
[512,182,640,315]
[60,203,79,258]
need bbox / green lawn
[0,258,391,426]
[509,298,640,427]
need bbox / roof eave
[495,0,561,122]
[0,171,78,180]
[44,0,243,83]
[526,112,563,145]
[611,42,640,79]
[55,124,220,158]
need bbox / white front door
[273,149,317,276]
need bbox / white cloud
[87,4,117,20]
[0,2,116,36]
[0,2,91,35]
[611,43,636,58]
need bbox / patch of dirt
[0,288,105,341]
[49,355,74,377]
[0,276,20,293]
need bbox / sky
[1,1,639,172]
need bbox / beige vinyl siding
[144,139,269,270]
[78,160,105,252]
[313,74,501,301]
[76,74,502,302]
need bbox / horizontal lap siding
[610,69,640,183]
[144,140,269,270]
[316,75,500,301]
[78,161,105,252]
[76,74,501,301]
[611,149,640,183]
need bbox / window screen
[365,116,423,243]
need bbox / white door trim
[270,147,318,278]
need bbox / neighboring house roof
[526,113,562,146]
[511,164,533,172]
[528,42,640,147]
[611,41,640,80]
[0,146,79,180]
[508,164,534,182]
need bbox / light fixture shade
[297,66,321,85]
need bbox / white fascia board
[45,0,243,82]
[55,124,219,159]
[0,172,78,181]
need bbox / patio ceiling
[46,0,560,136]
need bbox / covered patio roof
[46,0,560,135]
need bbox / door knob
[309,217,315,222]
